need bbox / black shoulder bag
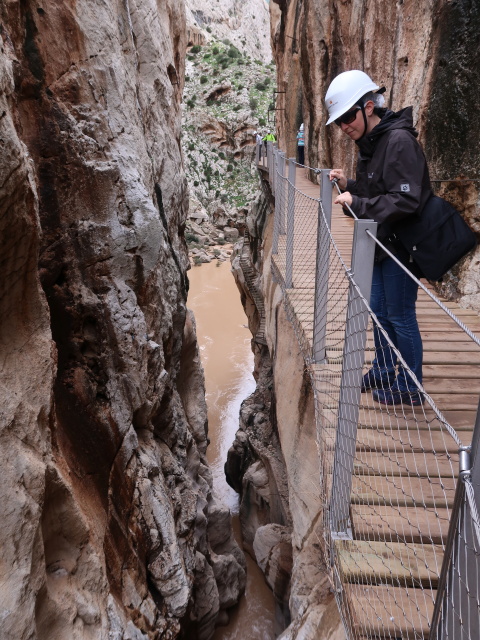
[394,195,477,281]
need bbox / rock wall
[0,2,244,639]
[269,0,480,306]
[185,0,272,63]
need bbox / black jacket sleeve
[349,131,427,225]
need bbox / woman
[325,70,432,406]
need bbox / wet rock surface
[0,2,244,638]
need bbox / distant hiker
[325,69,432,407]
[296,123,305,165]
[255,130,263,145]
[263,130,276,143]
[262,130,276,157]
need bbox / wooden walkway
[266,165,480,639]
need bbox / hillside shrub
[249,97,258,110]
[193,180,199,187]
[212,46,219,54]
[226,164,233,172]
[200,76,208,84]
[188,142,195,150]
[186,232,199,243]
[191,45,202,53]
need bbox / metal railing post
[430,398,480,640]
[272,147,280,255]
[329,218,377,535]
[272,143,278,195]
[279,152,286,236]
[267,141,272,181]
[285,158,296,288]
[312,170,333,363]
[255,140,260,166]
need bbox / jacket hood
[356,106,418,156]
[370,106,418,139]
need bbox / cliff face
[185,0,272,63]
[0,2,244,639]
[270,0,480,305]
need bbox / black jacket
[346,107,432,269]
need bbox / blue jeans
[370,258,423,392]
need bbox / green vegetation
[182,37,275,211]
[190,45,202,54]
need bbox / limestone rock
[253,524,293,609]
[0,1,244,638]
[223,226,240,242]
[185,0,272,63]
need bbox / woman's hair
[361,91,385,111]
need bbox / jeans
[370,258,423,392]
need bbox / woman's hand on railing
[334,191,353,207]
[329,169,347,190]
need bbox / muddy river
[187,260,276,640]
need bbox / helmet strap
[359,102,368,139]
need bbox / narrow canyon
[2,1,480,640]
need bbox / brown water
[188,260,276,640]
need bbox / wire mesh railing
[258,141,480,639]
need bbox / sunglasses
[335,105,362,127]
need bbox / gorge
[2,1,480,639]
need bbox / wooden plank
[355,427,459,454]
[351,504,450,544]
[351,475,456,509]
[358,407,476,430]
[348,585,434,639]
[421,330,480,340]
[422,378,480,394]
[354,451,458,478]
[423,351,480,364]
[423,364,480,378]
[335,539,443,588]
[422,340,480,351]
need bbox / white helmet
[325,70,380,125]
[299,123,304,131]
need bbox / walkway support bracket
[329,218,377,535]
[285,158,296,288]
[313,170,333,363]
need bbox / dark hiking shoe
[372,388,424,406]
[361,369,394,393]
